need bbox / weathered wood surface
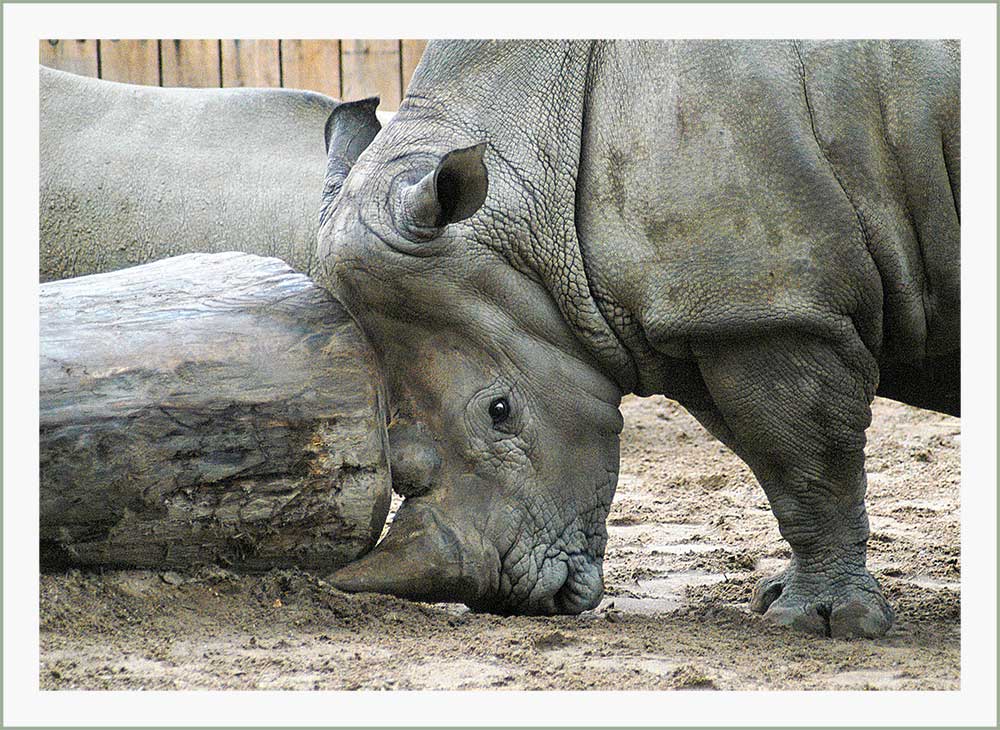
[221,39,280,87]
[340,40,402,109]
[99,40,161,85]
[281,40,341,98]
[38,39,98,77]
[40,252,391,572]
[39,39,427,109]
[161,40,221,87]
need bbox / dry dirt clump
[40,396,960,690]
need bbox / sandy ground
[40,395,960,691]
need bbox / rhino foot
[750,563,894,639]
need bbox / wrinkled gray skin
[40,66,390,281]
[319,40,959,638]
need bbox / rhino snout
[473,549,605,616]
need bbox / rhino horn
[328,500,485,604]
[399,143,489,237]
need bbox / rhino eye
[488,397,510,425]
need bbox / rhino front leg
[691,328,893,638]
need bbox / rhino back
[40,67,337,281]
[576,41,959,407]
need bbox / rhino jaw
[329,500,490,605]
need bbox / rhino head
[317,86,628,615]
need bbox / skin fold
[319,40,959,638]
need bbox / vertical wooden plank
[161,39,221,87]
[39,40,98,77]
[221,39,280,87]
[400,40,428,92]
[98,40,160,85]
[340,40,402,109]
[280,40,340,97]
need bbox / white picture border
[4,2,996,726]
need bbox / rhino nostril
[388,422,441,497]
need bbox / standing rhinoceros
[39,66,391,281]
[317,40,960,638]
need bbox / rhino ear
[401,144,489,235]
[320,97,381,219]
[324,96,381,156]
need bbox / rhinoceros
[317,40,960,638]
[39,66,392,281]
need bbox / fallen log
[40,252,391,572]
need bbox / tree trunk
[40,252,391,573]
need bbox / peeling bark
[40,252,391,572]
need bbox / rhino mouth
[474,543,605,616]
[553,553,606,613]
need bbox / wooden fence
[39,39,428,110]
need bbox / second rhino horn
[400,143,489,237]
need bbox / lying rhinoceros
[39,66,391,281]
[317,40,960,638]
